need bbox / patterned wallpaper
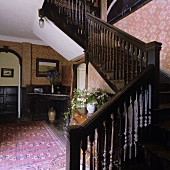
[114,0,170,75]
[0,40,22,57]
[31,44,70,85]
[0,40,71,87]
[88,63,115,94]
[22,43,32,86]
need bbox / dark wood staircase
[145,78,170,169]
[41,1,170,169]
[116,80,170,170]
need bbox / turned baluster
[109,113,115,170]
[81,137,87,170]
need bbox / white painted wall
[77,63,86,90]
[0,52,19,86]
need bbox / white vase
[86,103,96,116]
[51,84,54,93]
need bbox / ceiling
[0,0,84,60]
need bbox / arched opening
[0,46,22,121]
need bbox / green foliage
[64,88,112,120]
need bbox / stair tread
[155,120,170,131]
[121,161,150,170]
[140,143,170,161]
[160,91,170,94]
[159,103,170,109]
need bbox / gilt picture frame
[36,58,59,77]
[1,68,14,77]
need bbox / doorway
[77,63,86,90]
[0,47,22,122]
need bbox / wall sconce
[39,17,44,28]
[38,8,45,29]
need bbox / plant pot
[77,107,86,114]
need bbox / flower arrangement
[64,88,111,120]
[71,88,88,110]
[46,70,60,85]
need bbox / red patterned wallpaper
[114,0,170,75]
[88,63,115,94]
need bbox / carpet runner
[0,121,66,170]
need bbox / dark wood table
[28,93,70,120]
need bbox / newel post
[146,41,162,108]
[65,125,82,170]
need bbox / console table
[28,93,70,120]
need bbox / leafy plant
[89,88,111,109]
[64,88,112,120]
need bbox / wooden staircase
[41,1,170,169]
[121,79,170,170]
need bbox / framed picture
[1,68,14,77]
[34,88,43,93]
[36,58,59,77]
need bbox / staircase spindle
[111,34,115,73]
[146,84,152,126]
[122,40,126,80]
[97,126,103,170]
[125,42,130,84]
[103,121,107,170]
[89,131,95,169]
[109,113,115,170]
[134,93,139,157]
[114,35,118,80]
[124,101,130,161]
[117,105,125,166]
[81,137,88,170]
[130,94,136,159]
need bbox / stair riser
[140,147,170,170]
[151,126,170,147]
[159,93,170,104]
[160,83,170,91]
[149,152,170,170]
[153,109,170,123]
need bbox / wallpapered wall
[0,40,71,87]
[88,0,170,92]
[88,63,115,94]
[114,0,170,75]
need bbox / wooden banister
[41,1,162,169]
[65,65,157,169]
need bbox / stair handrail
[41,2,162,169]
[65,64,155,169]
[86,13,162,107]
[42,0,100,48]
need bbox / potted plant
[85,88,111,115]
[64,88,87,125]
[92,88,111,109]
[64,88,112,121]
